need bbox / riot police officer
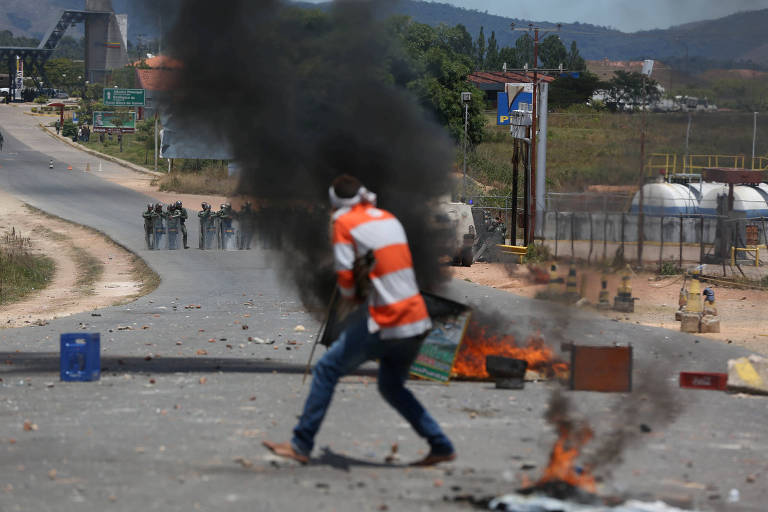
[142,203,154,248]
[170,200,189,249]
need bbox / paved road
[0,104,765,511]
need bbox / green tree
[485,30,499,70]
[474,26,485,69]
[539,35,567,69]
[566,41,586,71]
[43,58,84,92]
[515,33,534,68]
[548,72,604,109]
[498,47,517,70]
[604,71,661,111]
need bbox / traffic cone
[85,162,91,172]
[564,262,579,300]
[613,265,636,312]
[597,274,611,309]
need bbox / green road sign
[103,88,145,107]
[93,111,137,133]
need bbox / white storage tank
[699,184,768,217]
[630,182,698,215]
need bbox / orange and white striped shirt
[332,203,431,339]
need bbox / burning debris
[533,390,597,495]
[452,321,569,380]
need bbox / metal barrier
[645,153,768,176]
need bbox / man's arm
[332,220,356,300]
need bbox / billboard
[496,83,533,126]
[93,111,136,133]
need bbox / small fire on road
[451,324,569,379]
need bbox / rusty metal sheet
[702,168,766,184]
[570,345,632,392]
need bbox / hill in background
[2,0,767,66]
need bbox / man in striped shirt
[264,175,455,466]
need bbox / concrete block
[727,355,768,395]
[703,305,718,316]
[675,310,682,321]
[680,312,701,333]
[613,297,634,313]
[700,315,720,333]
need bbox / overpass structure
[0,0,128,99]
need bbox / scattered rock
[199,377,207,385]
[208,338,216,343]
[640,424,652,433]
[294,325,306,332]
[116,326,133,331]
[47,469,57,480]
[22,420,38,432]
[250,337,274,345]
[234,456,253,469]
[242,325,249,330]
[195,349,208,356]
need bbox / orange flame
[452,326,569,379]
[537,424,596,493]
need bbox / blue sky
[301,0,768,32]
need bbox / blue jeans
[291,310,454,457]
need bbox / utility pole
[752,112,758,169]
[154,111,158,172]
[508,22,560,244]
[638,76,646,265]
[461,92,472,202]
[683,112,692,171]
[637,59,654,266]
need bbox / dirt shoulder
[0,189,158,328]
[452,262,768,354]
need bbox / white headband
[328,185,377,209]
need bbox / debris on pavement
[249,337,275,344]
[727,355,768,395]
[294,325,306,332]
[488,495,701,511]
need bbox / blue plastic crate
[60,333,100,382]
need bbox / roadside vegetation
[154,163,238,196]
[0,228,55,306]
[467,109,768,194]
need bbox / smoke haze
[159,0,455,309]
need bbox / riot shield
[152,216,166,250]
[219,217,238,250]
[238,214,255,250]
[200,217,217,249]
[144,219,154,249]
[166,216,181,250]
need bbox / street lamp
[461,91,472,202]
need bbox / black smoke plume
[159,0,455,309]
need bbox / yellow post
[688,272,702,313]
[548,264,559,292]
[757,247,760,267]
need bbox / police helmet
[201,202,210,210]
[175,200,183,209]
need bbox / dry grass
[155,166,238,196]
[471,110,768,193]
[0,228,55,305]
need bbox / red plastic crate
[679,372,727,390]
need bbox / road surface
[0,104,765,512]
